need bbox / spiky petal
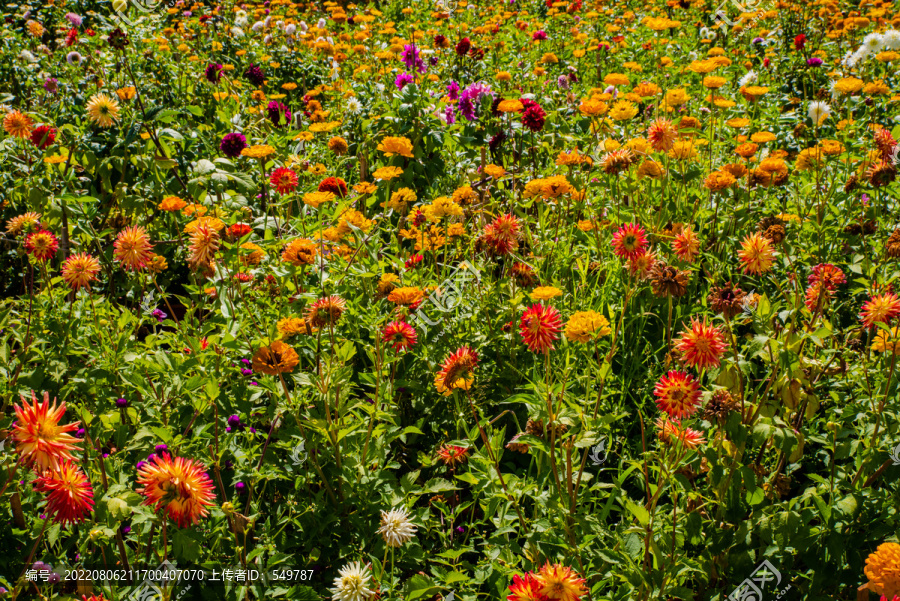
[12,391,81,472]
[653,371,702,420]
[611,223,648,260]
[136,453,216,528]
[113,226,153,271]
[675,319,729,370]
[520,304,563,353]
[34,461,95,525]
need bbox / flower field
[3,0,900,599]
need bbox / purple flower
[400,43,426,73]
[266,101,291,127]
[395,72,414,90]
[456,526,465,533]
[44,78,58,94]
[65,12,83,26]
[205,62,223,83]
[76,428,86,438]
[752,37,764,44]
[151,308,166,323]
[806,57,823,67]
[227,415,245,432]
[861,193,870,206]
[136,460,147,470]
[241,358,252,365]
[121,525,132,535]
[115,398,128,408]
[557,75,570,90]
[220,132,247,158]
[241,368,253,376]
[235,482,247,492]
[444,104,456,125]
[154,444,168,455]
[245,63,265,87]
[446,80,459,100]
[456,82,494,122]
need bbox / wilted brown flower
[650,263,689,297]
[702,389,740,425]
[886,229,900,259]
[708,282,746,319]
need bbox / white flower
[377,507,417,548]
[346,98,362,114]
[884,30,900,50]
[317,18,326,28]
[808,101,831,126]
[264,34,273,44]
[891,145,900,167]
[235,16,248,27]
[285,24,296,35]
[19,49,37,63]
[299,21,308,31]
[330,562,375,601]
[251,21,265,33]
[738,70,757,88]
[862,33,884,54]
[231,26,245,38]
[264,16,272,28]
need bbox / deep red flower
[30,125,57,149]
[227,223,253,239]
[794,34,806,49]
[318,176,348,197]
[455,37,471,56]
[270,167,299,195]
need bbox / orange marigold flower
[13,391,81,472]
[738,232,775,275]
[520,304,563,353]
[61,253,101,290]
[675,318,728,370]
[535,563,587,601]
[34,461,95,525]
[653,371,701,419]
[377,136,414,158]
[865,542,900,599]
[113,226,154,271]
[282,238,318,266]
[159,196,187,211]
[252,340,300,375]
[136,453,216,528]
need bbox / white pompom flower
[330,561,375,601]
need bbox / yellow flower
[303,191,336,209]
[373,166,403,180]
[702,76,727,89]
[241,145,276,159]
[565,311,611,343]
[384,187,417,211]
[833,77,864,94]
[530,286,563,301]
[354,181,378,194]
[278,317,314,338]
[116,86,137,101]
[541,52,559,64]
[485,164,506,178]
[871,327,900,355]
[497,99,524,113]
[86,94,121,128]
[608,100,638,121]
[377,136,414,158]
[578,99,608,116]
